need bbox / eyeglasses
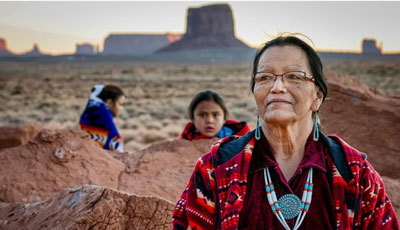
[254,71,314,86]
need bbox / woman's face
[107,95,126,117]
[253,45,322,125]
[193,100,225,137]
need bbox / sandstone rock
[114,138,217,203]
[321,74,400,179]
[0,38,15,56]
[0,38,6,50]
[362,39,381,54]
[75,43,95,55]
[0,125,215,204]
[0,129,125,203]
[0,123,41,151]
[0,185,174,230]
[157,4,249,52]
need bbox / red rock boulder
[0,185,174,230]
[115,138,216,203]
[321,74,400,179]
[0,123,41,151]
[0,129,125,203]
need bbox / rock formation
[103,33,182,55]
[0,127,214,204]
[21,44,46,57]
[362,39,382,54]
[0,129,125,203]
[0,123,41,151]
[0,38,5,50]
[0,185,174,230]
[114,138,216,203]
[321,74,400,179]
[75,43,95,55]
[0,38,15,56]
[157,4,249,52]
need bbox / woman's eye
[256,74,274,82]
[286,73,302,80]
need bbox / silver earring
[255,116,261,140]
[313,112,320,141]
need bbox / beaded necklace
[263,167,313,230]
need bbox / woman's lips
[267,99,290,106]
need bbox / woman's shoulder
[326,134,367,162]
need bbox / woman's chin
[263,112,295,125]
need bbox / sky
[0,1,399,55]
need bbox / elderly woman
[172,36,399,229]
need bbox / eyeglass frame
[254,71,315,85]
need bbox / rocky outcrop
[103,33,182,55]
[0,38,6,50]
[21,44,46,57]
[0,185,174,230]
[0,127,214,204]
[362,39,381,54]
[75,43,96,55]
[321,74,400,179]
[0,129,125,203]
[157,4,249,52]
[114,138,216,203]
[0,38,15,56]
[0,123,41,151]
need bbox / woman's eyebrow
[257,63,303,71]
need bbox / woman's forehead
[258,46,308,70]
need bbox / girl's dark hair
[188,90,229,120]
[97,85,125,103]
[250,35,328,102]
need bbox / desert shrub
[11,85,23,95]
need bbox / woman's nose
[270,76,287,93]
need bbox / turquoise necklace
[263,167,314,230]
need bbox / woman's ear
[312,88,324,112]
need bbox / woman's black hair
[188,90,229,120]
[250,35,328,102]
[97,85,125,103]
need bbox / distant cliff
[362,39,382,54]
[75,43,96,55]
[0,38,15,56]
[102,33,182,55]
[157,4,249,53]
[20,44,45,57]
